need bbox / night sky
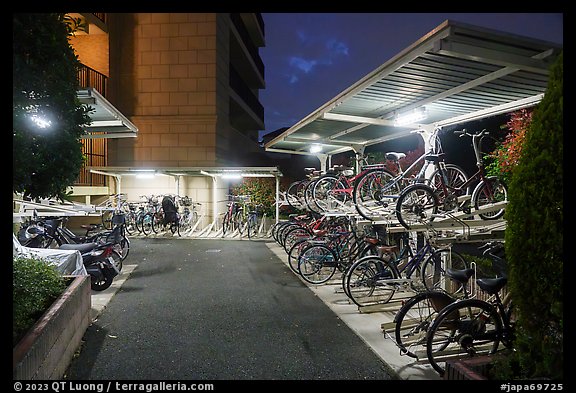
[259,13,564,139]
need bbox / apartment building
[67,13,270,222]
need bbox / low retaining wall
[13,275,91,380]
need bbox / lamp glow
[30,115,52,129]
[394,107,427,127]
[309,144,323,153]
[221,173,243,180]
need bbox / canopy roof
[264,20,562,156]
[78,88,139,139]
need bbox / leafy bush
[504,51,563,379]
[13,256,67,346]
[231,177,277,218]
[485,109,533,185]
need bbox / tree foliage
[504,51,563,379]
[13,13,93,201]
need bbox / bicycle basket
[112,213,126,225]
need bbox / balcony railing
[77,64,107,96]
[76,64,108,187]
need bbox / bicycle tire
[472,177,508,220]
[247,215,258,239]
[312,175,349,213]
[287,238,313,274]
[426,298,503,377]
[298,243,339,284]
[345,255,399,307]
[283,226,313,252]
[395,183,439,229]
[393,290,456,358]
[420,249,469,294]
[222,212,232,236]
[101,210,114,230]
[353,168,399,221]
[141,213,153,236]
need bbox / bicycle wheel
[286,180,307,211]
[124,211,138,235]
[141,213,153,236]
[101,210,114,230]
[472,177,508,220]
[304,179,322,214]
[353,168,399,221]
[287,238,313,274]
[298,244,338,284]
[283,226,313,253]
[151,210,164,234]
[170,215,180,236]
[393,291,455,358]
[428,164,470,199]
[426,298,503,377]
[222,212,232,236]
[395,184,439,229]
[247,215,258,239]
[345,255,399,307]
[312,175,349,212]
[420,248,469,294]
[231,210,243,235]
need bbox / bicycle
[390,267,476,360]
[176,195,201,235]
[395,129,508,230]
[353,129,469,222]
[425,271,513,377]
[222,195,248,236]
[246,203,265,239]
[310,154,387,213]
[343,231,468,307]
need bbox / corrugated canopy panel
[264,19,562,156]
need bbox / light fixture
[30,114,52,129]
[394,107,428,127]
[221,172,243,180]
[309,144,323,153]
[136,173,155,179]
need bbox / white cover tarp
[13,234,87,276]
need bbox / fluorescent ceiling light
[309,144,323,153]
[136,173,155,179]
[221,173,243,179]
[394,107,428,127]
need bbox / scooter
[60,241,121,291]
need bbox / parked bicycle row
[100,193,203,237]
[220,194,269,239]
[270,213,512,377]
[283,128,508,230]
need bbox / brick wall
[108,13,222,167]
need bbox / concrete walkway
[66,238,400,380]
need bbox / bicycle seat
[304,167,317,174]
[476,276,508,295]
[385,152,406,161]
[60,242,99,253]
[446,268,475,285]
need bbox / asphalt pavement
[65,237,398,381]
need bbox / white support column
[314,153,328,173]
[416,124,440,179]
[275,175,280,224]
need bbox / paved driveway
[65,238,396,380]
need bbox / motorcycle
[60,241,121,291]
[19,216,121,291]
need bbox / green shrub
[504,51,563,379]
[13,256,67,346]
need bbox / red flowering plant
[485,109,533,185]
